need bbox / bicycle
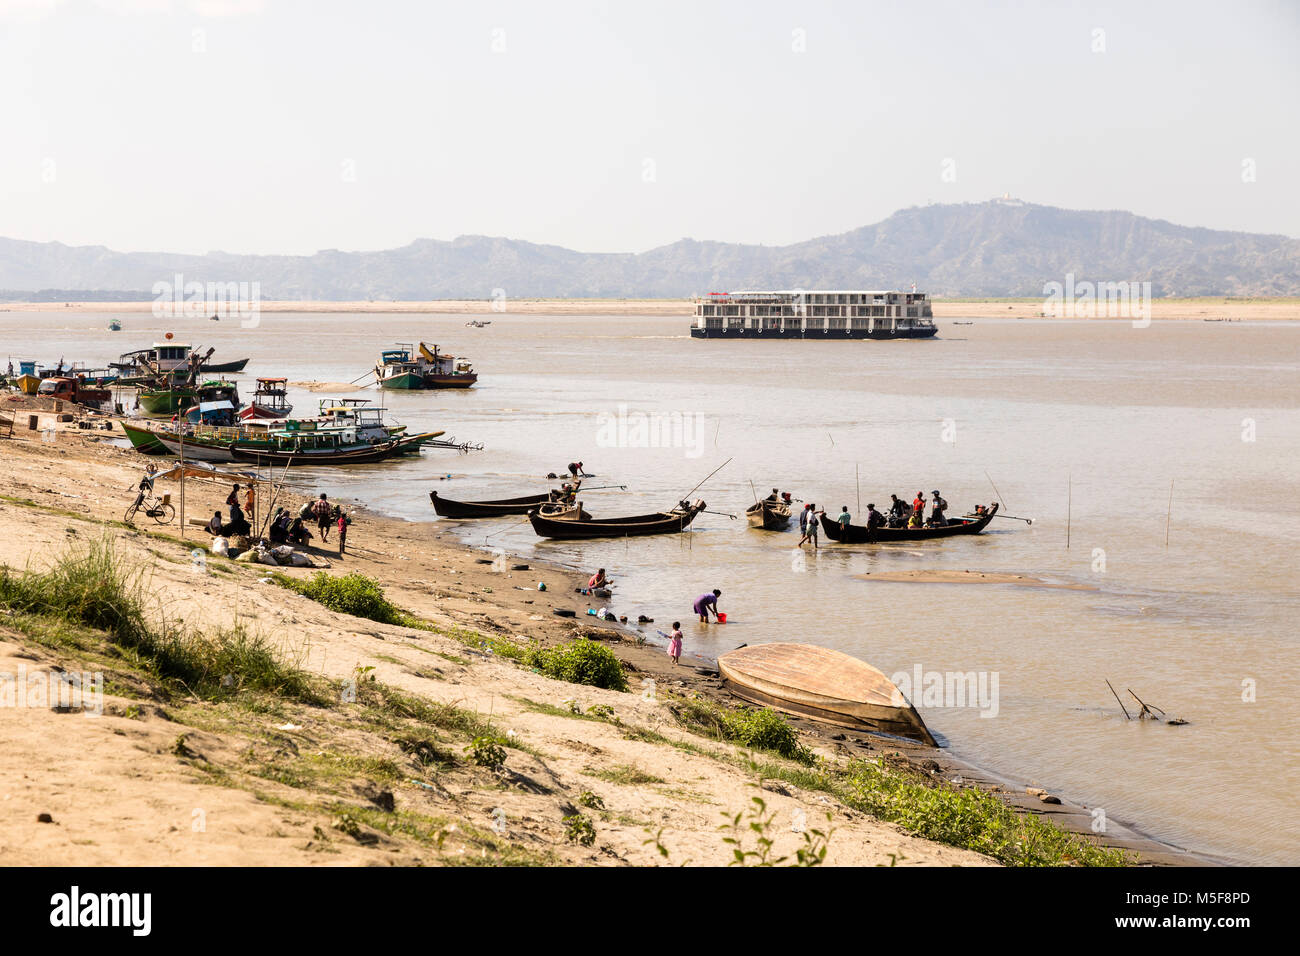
[124,469,175,525]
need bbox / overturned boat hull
[718,642,937,746]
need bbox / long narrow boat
[430,487,571,519]
[820,502,998,543]
[718,643,937,746]
[229,431,440,466]
[746,499,791,530]
[528,500,705,540]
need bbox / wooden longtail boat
[528,500,705,540]
[430,487,572,519]
[746,499,791,530]
[229,431,439,466]
[819,502,998,543]
[718,643,937,746]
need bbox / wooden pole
[1106,679,1131,720]
[855,463,861,515]
[179,422,185,538]
[1165,479,1174,548]
[1066,474,1071,550]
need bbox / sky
[2,0,1297,256]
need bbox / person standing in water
[693,589,721,623]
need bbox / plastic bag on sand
[289,552,311,567]
[211,536,229,557]
[235,549,260,563]
[257,551,279,566]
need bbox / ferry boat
[690,290,937,339]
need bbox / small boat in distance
[718,643,937,746]
[375,342,477,389]
[820,503,999,543]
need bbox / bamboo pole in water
[1165,479,1174,548]
[1066,474,1071,549]
[855,463,861,515]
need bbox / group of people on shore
[266,492,351,553]
[207,485,351,554]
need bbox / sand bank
[0,414,1196,865]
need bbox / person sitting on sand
[288,517,312,547]
[207,511,224,535]
[225,502,250,537]
[587,568,608,590]
[693,589,721,623]
[268,508,289,544]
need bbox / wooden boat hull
[820,503,998,543]
[377,370,424,389]
[239,402,294,421]
[203,358,249,374]
[718,643,937,746]
[119,421,171,456]
[528,505,703,540]
[229,432,434,466]
[422,373,478,389]
[430,489,556,518]
[746,501,791,530]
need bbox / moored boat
[718,642,937,746]
[746,498,791,530]
[240,377,293,420]
[820,503,998,543]
[375,342,477,389]
[528,500,705,540]
[229,428,439,466]
[430,485,577,519]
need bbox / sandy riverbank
[0,408,1200,865]
[3,297,1299,321]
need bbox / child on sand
[337,510,348,554]
[668,622,683,665]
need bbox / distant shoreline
[2,297,1298,321]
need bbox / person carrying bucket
[694,588,722,623]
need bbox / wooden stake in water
[1165,479,1174,548]
[855,463,861,515]
[1066,475,1071,550]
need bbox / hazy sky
[2,0,1297,256]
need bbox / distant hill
[2,199,1297,299]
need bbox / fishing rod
[700,509,738,519]
[679,456,732,503]
[991,513,1033,524]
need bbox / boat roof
[193,400,235,412]
[708,289,920,297]
[255,377,287,384]
[152,341,191,347]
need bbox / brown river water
[4,310,1298,865]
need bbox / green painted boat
[136,380,240,417]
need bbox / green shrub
[524,638,628,692]
[465,735,507,770]
[839,759,1127,866]
[275,571,427,629]
[563,813,596,846]
[671,698,813,765]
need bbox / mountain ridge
[2,199,1297,299]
